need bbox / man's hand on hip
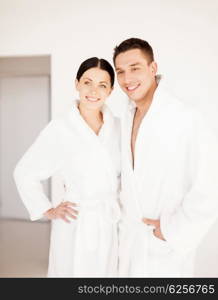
[142,218,166,241]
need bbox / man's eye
[84,81,90,85]
[100,85,107,88]
[132,67,139,71]
[117,71,124,75]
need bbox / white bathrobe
[13,101,121,277]
[119,77,218,277]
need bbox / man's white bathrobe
[14,101,121,277]
[119,77,218,277]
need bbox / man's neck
[135,80,158,115]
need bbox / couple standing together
[14,38,218,277]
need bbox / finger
[65,207,79,215]
[142,218,158,224]
[64,208,77,218]
[60,214,70,223]
[153,228,161,239]
[142,218,159,227]
[62,207,78,216]
[153,227,165,241]
[65,211,77,219]
[57,206,75,214]
[142,217,153,224]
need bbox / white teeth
[127,85,139,91]
[86,97,99,102]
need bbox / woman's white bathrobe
[119,77,218,277]
[13,101,121,277]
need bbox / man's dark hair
[76,57,115,87]
[113,38,154,65]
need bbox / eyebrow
[83,77,92,81]
[130,62,141,67]
[83,77,108,84]
[116,62,141,71]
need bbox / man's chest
[131,113,145,154]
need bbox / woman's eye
[117,71,123,75]
[100,85,107,88]
[132,67,139,71]
[84,81,90,85]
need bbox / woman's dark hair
[113,38,154,65]
[76,57,115,87]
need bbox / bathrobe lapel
[124,77,169,218]
[68,100,119,192]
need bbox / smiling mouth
[86,96,100,102]
[126,84,140,92]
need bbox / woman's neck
[78,103,102,121]
[78,102,103,134]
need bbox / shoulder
[36,116,72,142]
[41,118,66,134]
[160,87,197,124]
[50,111,78,134]
[104,105,121,125]
[162,87,218,139]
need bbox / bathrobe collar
[127,74,163,114]
[68,99,118,190]
[124,74,165,170]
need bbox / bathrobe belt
[65,193,121,252]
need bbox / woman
[13,57,121,277]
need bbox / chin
[130,96,143,103]
[131,90,148,102]
[85,101,104,110]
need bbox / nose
[90,86,98,95]
[122,72,133,85]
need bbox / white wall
[0,0,218,276]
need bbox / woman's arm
[14,120,66,221]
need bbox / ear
[75,79,79,91]
[150,61,158,75]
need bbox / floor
[1,218,218,278]
[0,219,50,278]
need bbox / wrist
[43,207,54,218]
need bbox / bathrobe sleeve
[160,113,218,256]
[13,120,65,221]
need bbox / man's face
[115,49,157,103]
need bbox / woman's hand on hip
[43,201,78,223]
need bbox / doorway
[0,55,51,220]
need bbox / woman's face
[75,67,113,110]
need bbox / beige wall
[0,0,218,277]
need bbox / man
[113,38,218,277]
